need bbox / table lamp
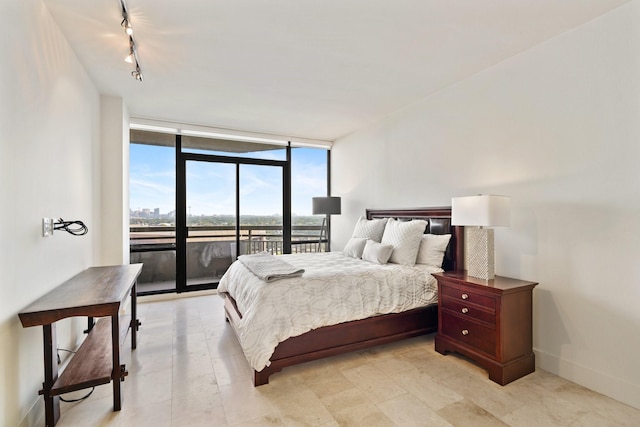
[451,195,510,279]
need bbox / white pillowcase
[381,218,428,266]
[416,234,451,267]
[362,240,394,264]
[351,216,388,243]
[342,237,368,259]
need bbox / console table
[19,264,143,427]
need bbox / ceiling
[44,0,627,142]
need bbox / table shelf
[19,264,142,427]
[50,317,113,396]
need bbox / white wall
[0,1,101,426]
[100,95,131,266]
[333,1,640,410]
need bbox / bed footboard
[222,292,437,386]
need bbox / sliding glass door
[176,139,290,292]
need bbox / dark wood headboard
[366,207,463,271]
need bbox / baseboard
[138,288,217,303]
[18,398,43,427]
[535,348,640,410]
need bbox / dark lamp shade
[312,197,341,215]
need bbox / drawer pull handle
[462,329,469,336]
[461,307,469,314]
[461,293,469,300]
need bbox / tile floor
[55,292,640,426]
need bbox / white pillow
[342,237,368,259]
[362,240,393,264]
[416,234,451,267]
[381,218,428,266]
[351,216,388,243]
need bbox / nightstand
[433,271,538,385]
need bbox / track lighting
[119,0,143,82]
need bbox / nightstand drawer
[441,295,496,325]
[441,312,496,357]
[441,284,496,309]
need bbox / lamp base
[465,228,495,280]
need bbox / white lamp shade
[451,195,510,227]
[312,196,341,215]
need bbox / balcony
[130,225,325,294]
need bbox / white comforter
[217,252,441,371]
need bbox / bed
[219,206,464,386]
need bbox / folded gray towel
[238,252,305,282]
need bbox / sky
[130,144,328,217]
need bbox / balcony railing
[129,225,324,292]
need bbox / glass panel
[182,135,287,161]
[129,139,176,294]
[291,147,328,252]
[185,161,237,287]
[130,247,176,293]
[239,164,283,255]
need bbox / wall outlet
[42,218,55,237]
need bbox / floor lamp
[312,196,341,252]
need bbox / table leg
[131,281,137,350]
[111,315,122,411]
[43,324,60,426]
[84,316,95,333]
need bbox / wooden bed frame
[221,206,464,386]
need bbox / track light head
[131,67,143,82]
[121,18,133,35]
[125,49,134,63]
